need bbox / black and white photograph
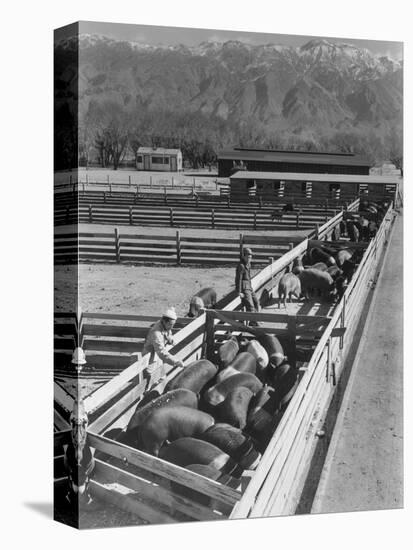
[4,1,409,547]
[52,18,404,530]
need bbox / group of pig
[104,328,296,493]
[335,199,390,243]
[277,197,392,307]
[278,243,364,306]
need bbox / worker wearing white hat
[142,307,184,386]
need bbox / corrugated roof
[219,148,370,167]
[137,147,181,154]
[230,171,401,185]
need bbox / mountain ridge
[54,33,403,166]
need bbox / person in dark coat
[235,248,260,315]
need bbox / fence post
[129,206,133,225]
[239,233,244,258]
[86,174,89,185]
[176,230,181,265]
[227,195,231,208]
[314,224,319,239]
[211,209,215,229]
[129,175,131,187]
[109,182,112,194]
[253,211,257,230]
[114,227,121,263]
[103,191,106,204]
[340,295,346,349]
[259,196,263,209]
[172,176,174,187]
[193,177,196,187]
[170,208,174,227]
[89,204,93,224]
[205,310,216,362]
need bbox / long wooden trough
[55,199,396,525]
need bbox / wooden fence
[55,203,343,230]
[54,199,391,523]
[54,204,358,382]
[54,204,395,523]
[54,311,196,380]
[230,204,396,518]
[54,230,305,266]
[54,198,359,267]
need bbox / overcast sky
[58,20,404,60]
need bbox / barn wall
[219,158,370,177]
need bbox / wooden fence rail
[54,230,304,266]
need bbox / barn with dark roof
[218,147,371,178]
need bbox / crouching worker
[142,307,185,388]
[235,247,260,325]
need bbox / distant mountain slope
[54,33,403,167]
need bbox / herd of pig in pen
[54,197,395,526]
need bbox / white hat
[163,307,177,320]
[71,347,87,365]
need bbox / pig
[326,265,343,281]
[292,257,304,275]
[311,262,329,272]
[309,247,336,267]
[246,340,269,372]
[346,221,360,242]
[126,389,198,433]
[198,423,261,470]
[205,373,263,407]
[335,248,353,267]
[341,259,357,282]
[164,359,217,394]
[335,275,348,300]
[271,362,299,411]
[255,332,286,368]
[298,268,335,300]
[159,437,241,476]
[215,387,254,430]
[277,272,302,308]
[187,287,217,317]
[215,352,257,384]
[139,406,214,456]
[246,385,280,450]
[218,335,239,368]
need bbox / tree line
[56,99,403,174]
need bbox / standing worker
[142,307,184,387]
[235,247,260,317]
